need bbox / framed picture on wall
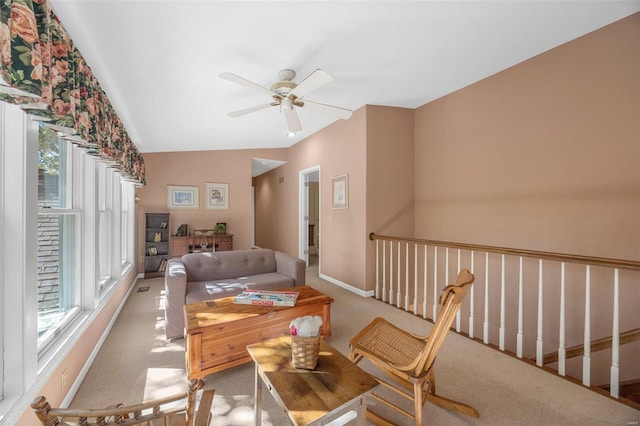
[332,174,348,209]
[206,182,229,210]
[167,185,199,209]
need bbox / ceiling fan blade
[219,72,275,97]
[289,69,333,99]
[227,103,274,117]
[299,100,352,120]
[283,107,302,133]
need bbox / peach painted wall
[135,148,287,272]
[16,268,136,425]
[254,164,292,253]
[255,107,369,290]
[412,13,639,383]
[413,13,640,261]
[365,106,415,292]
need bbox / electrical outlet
[61,369,67,393]
[139,256,144,263]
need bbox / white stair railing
[369,233,640,400]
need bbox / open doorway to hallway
[299,167,320,277]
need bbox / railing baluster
[517,256,523,358]
[558,262,566,376]
[456,249,461,332]
[375,239,380,299]
[397,241,401,308]
[389,241,393,304]
[405,242,409,310]
[423,245,428,319]
[433,247,438,321]
[469,251,475,339]
[445,247,450,286]
[582,265,591,387]
[610,268,620,398]
[383,241,387,302]
[483,252,489,345]
[413,243,418,314]
[536,259,544,367]
[500,254,506,351]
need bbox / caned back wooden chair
[31,379,214,426]
[349,269,478,425]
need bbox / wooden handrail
[369,233,640,271]
[543,328,640,365]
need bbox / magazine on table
[233,289,300,307]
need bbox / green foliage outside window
[38,125,59,175]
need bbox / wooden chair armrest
[409,332,429,340]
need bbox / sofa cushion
[186,280,245,304]
[182,249,276,282]
[185,273,296,305]
[240,272,296,291]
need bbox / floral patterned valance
[0,0,145,185]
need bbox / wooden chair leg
[366,408,397,426]
[427,393,480,419]
[414,381,424,426]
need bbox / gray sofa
[164,248,305,339]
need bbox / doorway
[299,167,320,272]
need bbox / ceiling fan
[219,69,352,134]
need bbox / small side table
[247,335,378,425]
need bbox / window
[121,181,134,268]
[0,103,139,421]
[36,125,81,351]
[0,104,5,403]
[97,163,113,292]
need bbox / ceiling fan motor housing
[270,69,298,97]
[278,69,296,81]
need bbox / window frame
[97,162,114,293]
[0,102,139,421]
[36,128,83,353]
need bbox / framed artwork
[206,182,229,210]
[167,185,199,209]
[332,174,348,209]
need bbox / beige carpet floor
[70,258,639,425]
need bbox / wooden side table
[247,335,378,426]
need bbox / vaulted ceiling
[49,1,639,154]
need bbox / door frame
[299,165,320,267]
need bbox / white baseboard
[318,273,374,298]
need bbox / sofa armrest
[274,251,306,286]
[164,258,188,339]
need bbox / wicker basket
[291,334,320,369]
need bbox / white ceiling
[49,1,639,156]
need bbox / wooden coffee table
[184,285,333,380]
[247,335,378,425]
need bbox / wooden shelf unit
[144,213,170,278]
